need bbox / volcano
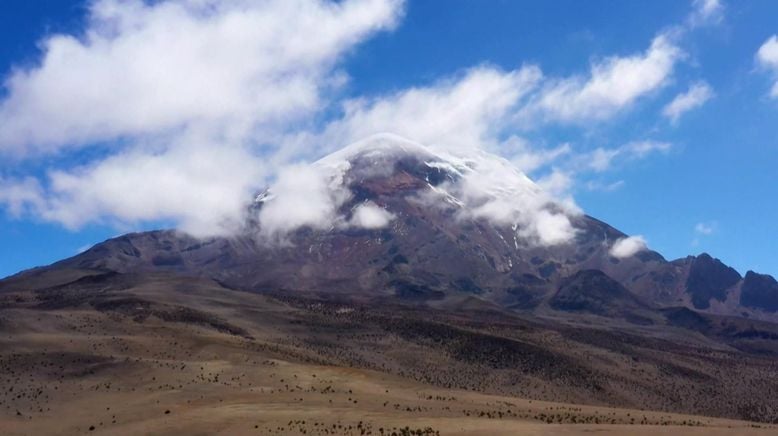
[8,134,776,322]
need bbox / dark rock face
[550,270,645,317]
[741,271,778,312]
[685,253,742,309]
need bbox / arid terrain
[1,269,777,435]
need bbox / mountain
[7,134,775,323]
[3,134,778,431]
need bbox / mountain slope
[3,268,778,427]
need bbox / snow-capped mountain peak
[255,133,577,247]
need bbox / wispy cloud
[533,141,670,198]
[692,220,717,247]
[302,65,543,153]
[695,221,717,235]
[610,235,648,259]
[688,0,724,28]
[585,180,625,192]
[0,177,44,218]
[523,34,682,123]
[662,82,714,123]
[584,141,673,173]
[757,35,778,98]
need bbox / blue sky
[0,0,777,279]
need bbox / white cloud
[588,148,621,172]
[625,140,673,158]
[757,35,778,98]
[584,141,673,173]
[695,221,716,235]
[689,0,724,27]
[585,180,625,192]
[33,141,266,236]
[0,177,44,218]
[0,0,403,155]
[308,65,543,153]
[662,82,714,123]
[530,140,668,198]
[692,221,716,247]
[526,34,682,123]
[503,139,572,173]
[610,235,648,258]
[758,35,778,68]
[528,209,578,246]
[451,151,579,246]
[536,169,573,197]
[257,163,351,240]
[350,202,395,229]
